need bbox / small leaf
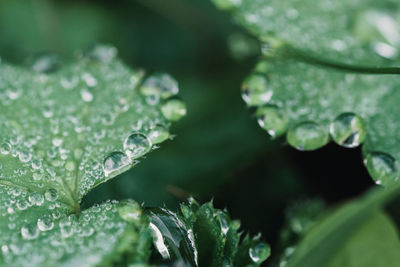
[147,198,270,267]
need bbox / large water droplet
[103,152,132,177]
[364,152,398,185]
[118,200,142,223]
[287,122,329,151]
[123,133,152,160]
[241,74,272,106]
[161,99,187,121]
[21,223,39,240]
[256,105,288,138]
[249,242,271,264]
[148,124,170,144]
[141,74,179,99]
[330,113,367,148]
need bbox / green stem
[270,44,400,75]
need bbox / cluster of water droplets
[241,32,400,184]
[0,187,139,266]
[101,72,186,183]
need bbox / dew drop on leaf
[141,73,179,99]
[241,74,272,106]
[148,124,170,144]
[249,242,271,264]
[80,89,94,102]
[18,151,32,163]
[102,152,132,177]
[37,215,54,231]
[31,53,61,73]
[161,98,187,121]
[364,152,398,185]
[0,143,11,155]
[330,112,367,148]
[123,133,152,160]
[287,122,329,151]
[118,200,142,223]
[256,105,288,138]
[21,223,39,240]
[29,192,44,206]
[44,188,59,202]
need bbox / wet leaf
[0,51,185,265]
[213,0,400,185]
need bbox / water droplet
[241,74,272,106]
[29,193,44,206]
[16,199,28,210]
[216,211,230,235]
[82,43,118,63]
[82,73,97,87]
[1,143,11,155]
[103,152,132,177]
[59,220,73,238]
[80,89,93,102]
[256,105,288,138]
[123,133,152,159]
[21,223,39,240]
[141,74,179,99]
[37,215,54,231]
[118,200,142,223]
[18,151,32,163]
[249,242,270,264]
[31,53,61,73]
[45,188,58,202]
[287,122,329,151]
[161,98,186,121]
[330,113,367,148]
[61,74,78,90]
[148,124,170,144]
[364,152,398,185]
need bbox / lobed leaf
[0,47,186,265]
[213,0,400,185]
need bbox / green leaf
[0,49,186,265]
[213,0,400,185]
[147,198,270,267]
[0,190,152,266]
[283,184,400,267]
[327,211,400,267]
[212,0,400,65]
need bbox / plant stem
[269,44,400,75]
